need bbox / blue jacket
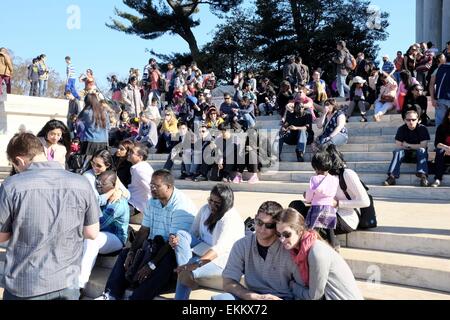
[78,107,110,142]
[100,198,130,245]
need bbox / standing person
[65,56,80,100]
[283,55,299,88]
[303,152,340,249]
[37,54,49,97]
[127,143,154,225]
[78,93,110,167]
[36,119,71,168]
[431,108,450,187]
[78,170,130,294]
[171,184,245,300]
[332,40,351,98]
[429,58,450,127]
[384,110,430,187]
[0,133,100,300]
[0,47,13,95]
[213,201,303,300]
[96,170,197,300]
[275,208,363,300]
[27,58,40,96]
[393,51,405,84]
[122,76,144,117]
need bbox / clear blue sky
[1,0,416,88]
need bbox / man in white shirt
[128,143,154,224]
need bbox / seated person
[384,110,430,187]
[212,201,303,300]
[402,84,429,125]
[279,102,314,162]
[78,170,130,292]
[346,76,370,122]
[237,96,256,130]
[170,184,245,300]
[431,108,450,187]
[135,110,158,149]
[220,93,240,124]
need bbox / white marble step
[341,248,450,293]
[171,180,450,201]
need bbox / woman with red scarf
[275,208,362,300]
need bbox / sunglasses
[255,218,276,229]
[90,161,105,169]
[208,197,222,206]
[276,231,292,239]
[405,118,418,122]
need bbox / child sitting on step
[304,152,340,250]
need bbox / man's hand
[123,251,135,272]
[168,234,179,249]
[136,265,152,283]
[175,263,199,274]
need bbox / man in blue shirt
[381,55,395,76]
[96,169,197,300]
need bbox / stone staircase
[1,105,450,300]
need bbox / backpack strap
[338,170,352,201]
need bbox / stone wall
[416,0,450,49]
[0,95,68,166]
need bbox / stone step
[260,171,447,186]
[256,113,405,123]
[356,280,450,300]
[341,248,450,293]
[348,135,435,144]
[148,152,436,163]
[149,159,441,174]
[172,180,450,201]
[257,118,405,129]
[344,228,450,259]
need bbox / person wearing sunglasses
[212,201,303,300]
[275,208,362,300]
[384,110,431,187]
[170,184,244,300]
[402,84,429,125]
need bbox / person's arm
[429,74,437,107]
[337,170,370,209]
[0,184,12,243]
[83,223,99,240]
[0,232,11,243]
[403,140,429,150]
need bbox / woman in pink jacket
[304,151,339,250]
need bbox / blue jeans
[174,230,224,300]
[393,71,401,84]
[319,133,348,147]
[242,113,256,129]
[65,78,80,100]
[3,288,79,300]
[279,130,308,155]
[104,247,177,300]
[435,100,450,127]
[387,148,428,178]
[336,73,349,98]
[39,79,48,97]
[434,148,450,180]
[211,292,240,300]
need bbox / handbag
[338,171,377,229]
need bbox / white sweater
[335,169,371,230]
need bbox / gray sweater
[292,240,363,300]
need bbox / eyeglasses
[224,97,231,100]
[405,118,418,122]
[207,197,222,206]
[276,231,292,239]
[255,218,276,229]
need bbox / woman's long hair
[115,139,134,168]
[322,144,347,176]
[204,184,234,233]
[84,93,107,128]
[92,149,114,171]
[37,119,71,155]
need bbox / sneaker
[193,176,207,182]
[232,173,242,184]
[431,179,441,187]
[360,116,368,122]
[383,176,396,186]
[296,150,304,162]
[179,173,188,180]
[247,173,259,184]
[419,174,429,187]
[94,292,116,300]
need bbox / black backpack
[338,170,377,229]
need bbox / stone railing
[0,94,68,166]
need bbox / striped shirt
[0,161,100,298]
[142,188,197,241]
[67,63,76,79]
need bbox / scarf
[291,230,318,287]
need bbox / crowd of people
[0,38,449,301]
